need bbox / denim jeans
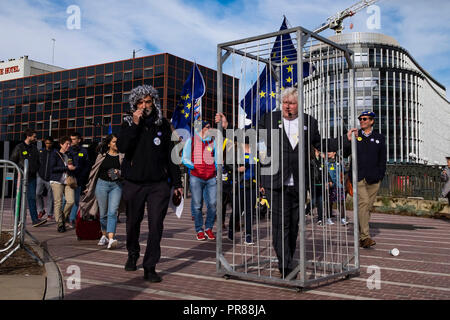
[190,175,216,233]
[27,177,39,223]
[95,178,123,234]
[36,175,54,217]
[69,186,81,222]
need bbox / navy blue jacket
[353,129,387,184]
[69,145,90,189]
[49,150,76,183]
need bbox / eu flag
[241,17,313,126]
[171,63,206,138]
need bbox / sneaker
[341,218,348,226]
[47,216,54,222]
[107,239,118,250]
[317,220,323,226]
[196,231,206,241]
[32,219,47,227]
[326,218,335,225]
[37,211,46,219]
[245,234,254,245]
[205,229,216,240]
[97,235,108,246]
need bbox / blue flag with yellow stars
[171,63,206,137]
[241,17,313,126]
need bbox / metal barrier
[216,25,359,289]
[379,164,445,200]
[0,159,42,265]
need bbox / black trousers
[229,185,256,237]
[267,186,299,271]
[122,180,171,271]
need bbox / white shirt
[283,117,299,186]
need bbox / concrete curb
[25,237,64,300]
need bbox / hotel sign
[0,66,20,75]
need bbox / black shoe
[124,255,139,271]
[57,225,66,233]
[32,219,47,227]
[144,267,162,283]
[280,268,293,278]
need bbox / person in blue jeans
[91,134,124,250]
[68,132,90,228]
[182,114,228,241]
[10,129,47,227]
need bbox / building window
[144,68,153,78]
[69,80,77,89]
[68,119,76,128]
[124,71,132,81]
[104,95,112,104]
[87,77,94,86]
[24,87,30,95]
[85,117,93,126]
[22,105,30,114]
[123,93,130,103]
[7,124,13,132]
[38,85,45,93]
[103,116,111,125]
[36,122,43,131]
[86,97,94,106]
[37,103,44,112]
[22,123,29,131]
[53,101,60,109]
[69,99,76,108]
[104,74,113,84]
[54,82,60,90]
[51,120,59,129]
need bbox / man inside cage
[258,87,356,278]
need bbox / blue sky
[0,0,449,99]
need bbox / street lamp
[133,49,143,59]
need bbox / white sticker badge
[154,137,161,146]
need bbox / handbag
[56,151,78,189]
[65,175,78,189]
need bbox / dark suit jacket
[258,111,351,190]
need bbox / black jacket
[352,129,387,184]
[258,111,351,190]
[117,112,182,188]
[38,148,53,181]
[10,142,40,179]
[49,150,76,182]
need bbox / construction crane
[313,0,380,34]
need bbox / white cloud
[0,0,449,95]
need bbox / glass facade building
[0,53,237,144]
[304,32,450,164]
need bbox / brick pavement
[12,199,450,300]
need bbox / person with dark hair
[36,136,55,221]
[67,132,90,228]
[117,85,183,283]
[351,111,387,249]
[50,136,76,233]
[10,129,46,227]
[80,134,124,249]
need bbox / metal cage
[215,25,360,288]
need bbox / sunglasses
[359,117,372,122]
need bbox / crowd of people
[10,83,393,283]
